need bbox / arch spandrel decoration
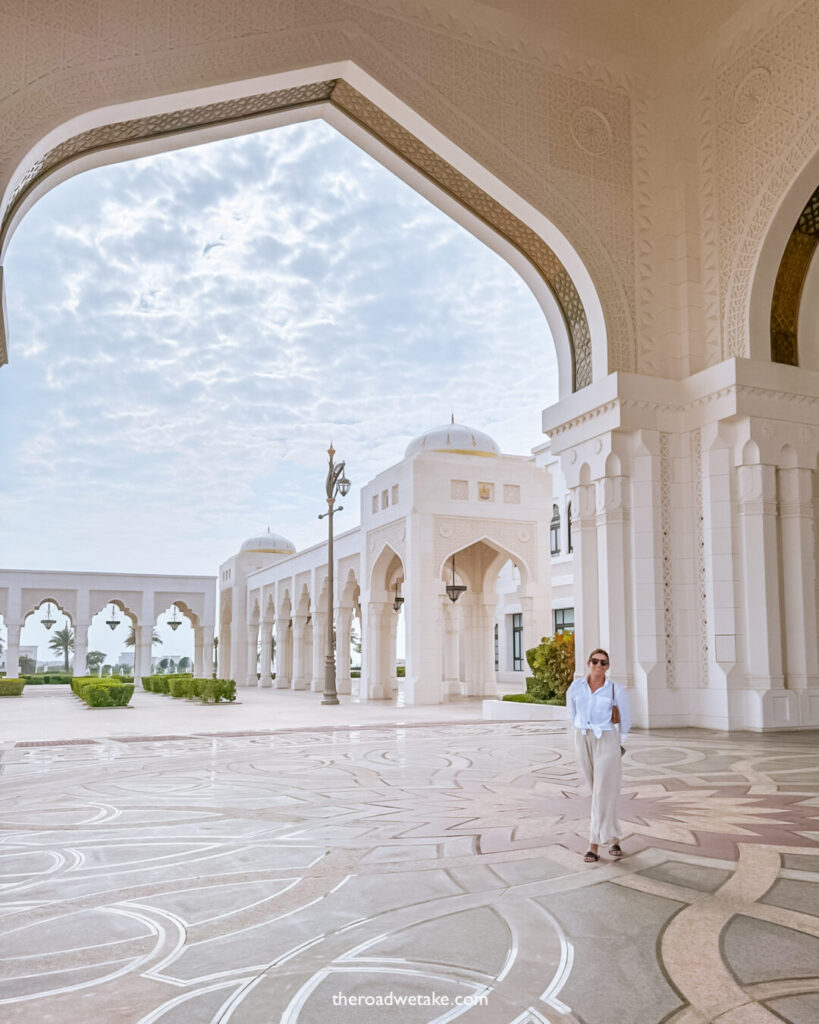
[771,184,819,366]
[0,79,593,389]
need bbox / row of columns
[566,426,818,727]
[3,620,212,680]
[241,607,357,693]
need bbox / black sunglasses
[590,658,609,666]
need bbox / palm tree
[125,626,162,647]
[49,626,74,672]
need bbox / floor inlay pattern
[0,724,817,1023]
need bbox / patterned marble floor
[0,723,817,1024]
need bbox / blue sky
[0,119,557,598]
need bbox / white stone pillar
[259,623,274,687]
[595,475,632,686]
[737,463,784,690]
[275,620,291,688]
[218,624,230,679]
[473,598,498,696]
[5,622,21,678]
[311,611,326,691]
[441,601,459,695]
[135,625,153,684]
[291,614,309,690]
[569,482,598,672]
[245,622,259,687]
[336,606,353,695]
[73,623,89,677]
[363,601,391,699]
[778,467,818,690]
[193,626,204,677]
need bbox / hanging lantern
[105,603,121,631]
[393,581,404,612]
[168,605,181,631]
[445,556,467,603]
[40,602,56,630]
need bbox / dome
[404,421,501,459]
[239,530,296,556]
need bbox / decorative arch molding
[770,184,819,365]
[433,517,536,586]
[0,69,605,393]
[739,118,819,362]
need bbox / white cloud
[0,120,558,577]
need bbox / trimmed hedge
[0,678,26,696]
[502,692,565,705]
[71,677,134,707]
[142,674,192,694]
[23,673,73,685]
[143,675,236,704]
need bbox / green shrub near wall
[0,678,26,696]
[23,673,73,685]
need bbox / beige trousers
[574,728,622,845]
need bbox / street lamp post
[318,443,351,706]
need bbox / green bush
[144,675,235,703]
[142,674,189,694]
[502,691,565,705]
[396,665,406,677]
[71,679,134,707]
[24,673,72,685]
[0,678,26,696]
[524,631,575,704]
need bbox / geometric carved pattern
[0,78,594,390]
[693,429,709,688]
[771,184,819,365]
[658,433,675,688]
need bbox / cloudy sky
[1,120,557,601]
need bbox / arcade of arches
[0,0,818,731]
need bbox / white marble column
[737,463,784,690]
[217,624,230,679]
[259,622,274,687]
[569,482,598,672]
[134,625,153,684]
[245,622,259,687]
[193,626,205,677]
[441,601,459,695]
[336,606,353,695]
[310,611,327,691]
[595,474,632,685]
[275,620,291,688]
[291,614,309,690]
[5,622,21,678]
[73,622,89,677]
[778,467,819,690]
[363,601,391,700]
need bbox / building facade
[0,1,816,729]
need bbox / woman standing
[566,648,631,863]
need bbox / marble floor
[0,713,817,1023]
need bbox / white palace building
[0,1,818,733]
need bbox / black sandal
[609,843,623,858]
[583,850,600,863]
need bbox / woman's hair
[587,648,610,664]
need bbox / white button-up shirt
[567,676,631,740]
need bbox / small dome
[405,421,501,459]
[240,530,296,556]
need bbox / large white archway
[0,64,608,396]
